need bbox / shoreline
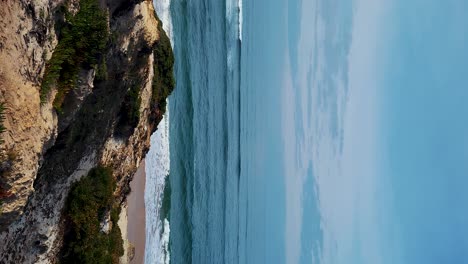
[119,160,147,264]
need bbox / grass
[61,167,123,264]
[40,0,109,112]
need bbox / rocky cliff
[0,0,173,262]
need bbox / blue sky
[280,0,468,263]
[381,1,468,263]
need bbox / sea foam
[144,109,170,264]
[144,1,173,263]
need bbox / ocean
[145,0,468,263]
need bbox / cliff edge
[0,0,174,262]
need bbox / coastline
[119,160,147,264]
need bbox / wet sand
[127,160,146,264]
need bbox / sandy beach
[120,160,147,264]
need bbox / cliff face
[0,0,59,227]
[0,0,171,262]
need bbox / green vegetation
[127,86,142,128]
[61,167,123,264]
[40,0,109,111]
[95,57,108,82]
[113,12,175,137]
[152,16,175,114]
[118,84,142,133]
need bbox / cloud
[282,44,301,264]
[282,0,321,263]
[313,0,393,263]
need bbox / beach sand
[126,160,147,264]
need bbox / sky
[281,0,386,262]
[280,0,468,263]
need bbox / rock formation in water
[0,0,174,262]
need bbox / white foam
[238,0,243,41]
[154,0,174,45]
[144,2,174,263]
[144,107,170,264]
[226,0,243,41]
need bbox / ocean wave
[154,0,174,44]
[226,0,242,84]
[226,0,242,41]
[145,1,174,263]
[238,0,242,41]
[144,107,170,264]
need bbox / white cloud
[282,48,302,264]
[282,1,322,263]
[314,0,392,263]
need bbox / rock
[100,211,112,234]
[0,0,59,228]
[57,68,96,133]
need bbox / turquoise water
[168,0,241,263]
[164,0,468,263]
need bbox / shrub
[152,15,175,114]
[61,166,123,264]
[120,85,142,130]
[95,57,108,82]
[40,0,109,111]
[113,52,150,137]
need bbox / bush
[95,57,108,82]
[119,85,142,131]
[152,15,175,114]
[40,0,109,111]
[61,166,123,264]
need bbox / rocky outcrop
[0,0,171,262]
[0,0,60,228]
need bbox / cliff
[0,0,173,262]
